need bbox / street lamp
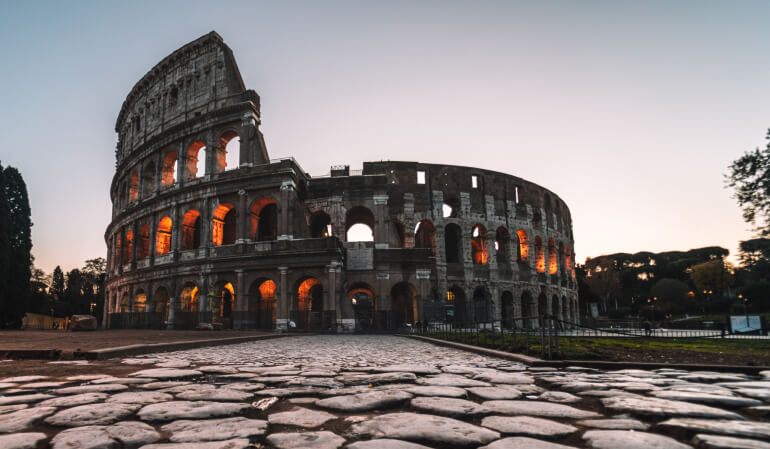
[647,296,657,322]
[703,290,713,317]
[739,294,749,327]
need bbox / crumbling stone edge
[401,334,770,374]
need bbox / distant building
[104,32,578,332]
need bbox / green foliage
[689,259,733,296]
[0,164,9,327]
[0,164,32,328]
[51,266,65,297]
[741,280,770,312]
[727,129,770,236]
[651,278,693,314]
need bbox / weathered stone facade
[104,32,578,332]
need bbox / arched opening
[521,291,533,328]
[156,216,172,255]
[181,210,201,250]
[133,290,147,313]
[535,236,545,273]
[390,282,417,328]
[250,279,276,329]
[443,196,459,218]
[120,182,127,210]
[295,278,323,329]
[113,233,121,269]
[551,295,560,321]
[220,131,240,171]
[565,244,572,274]
[186,141,207,180]
[447,287,467,327]
[129,171,139,203]
[414,220,436,255]
[495,226,510,265]
[471,224,488,265]
[310,211,332,238]
[141,161,156,198]
[212,203,236,246]
[123,230,133,265]
[517,230,530,263]
[153,287,170,323]
[501,291,514,329]
[119,294,130,313]
[345,206,375,242]
[137,224,150,259]
[212,281,235,329]
[161,151,178,187]
[250,198,278,241]
[179,283,199,313]
[548,237,557,274]
[558,242,565,273]
[389,220,406,248]
[444,223,462,263]
[538,292,548,327]
[473,287,490,322]
[348,283,375,330]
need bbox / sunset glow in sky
[1,0,769,274]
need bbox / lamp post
[703,290,713,317]
[739,294,749,327]
[647,296,657,323]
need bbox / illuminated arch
[133,290,147,313]
[179,283,199,313]
[548,237,557,274]
[186,141,207,180]
[220,130,240,171]
[129,171,139,203]
[141,160,156,198]
[414,220,436,255]
[345,206,375,242]
[137,224,150,259]
[161,151,177,187]
[181,209,201,250]
[517,229,529,263]
[249,198,277,241]
[495,226,510,264]
[310,211,332,238]
[212,203,236,246]
[535,236,545,273]
[471,224,488,265]
[156,216,172,255]
[123,229,133,264]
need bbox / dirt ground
[0,329,271,352]
[583,345,770,366]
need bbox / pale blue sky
[1,0,768,273]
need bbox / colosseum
[104,32,578,332]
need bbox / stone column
[130,221,138,270]
[276,266,289,331]
[234,269,246,329]
[149,212,157,265]
[278,181,294,240]
[199,273,210,326]
[373,194,389,248]
[137,163,144,202]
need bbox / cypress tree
[3,166,32,328]
[0,163,10,327]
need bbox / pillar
[234,269,246,329]
[373,194,388,248]
[278,181,294,240]
[236,190,248,243]
[276,266,289,330]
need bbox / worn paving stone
[416,374,491,387]
[735,389,770,401]
[576,418,650,430]
[481,415,577,438]
[45,403,140,427]
[467,386,522,400]
[0,405,27,415]
[56,384,129,395]
[252,396,279,411]
[691,434,770,449]
[91,377,154,385]
[0,393,53,406]
[479,436,578,448]
[50,421,160,449]
[139,439,251,449]
[267,431,346,449]
[106,391,173,404]
[717,381,770,390]
[404,386,467,398]
[583,430,693,449]
[601,396,744,419]
[138,401,250,421]
[678,373,748,383]
[38,392,108,407]
[0,432,47,449]
[130,368,202,379]
[656,418,770,439]
[255,387,323,398]
[539,391,581,403]
[196,365,239,374]
[141,381,191,390]
[162,416,267,442]
[218,382,264,391]
[268,407,337,427]
[18,381,69,389]
[0,407,56,432]
[348,412,500,447]
[0,376,47,383]
[411,396,491,417]
[336,372,417,385]
[483,400,601,419]
[155,360,192,368]
[175,387,253,402]
[650,390,763,407]
[344,439,434,449]
[473,372,534,385]
[371,365,441,375]
[316,390,412,412]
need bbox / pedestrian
[643,320,652,337]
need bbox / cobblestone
[0,335,767,448]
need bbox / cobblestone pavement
[1,335,769,448]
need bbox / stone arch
[295,277,323,329]
[346,206,375,242]
[548,237,557,275]
[565,244,572,274]
[471,224,488,265]
[390,282,417,328]
[153,286,170,323]
[551,294,560,321]
[535,236,545,273]
[137,223,150,259]
[181,209,201,250]
[348,282,375,330]
[129,170,139,203]
[414,219,436,255]
[520,290,533,328]
[141,160,156,198]
[310,211,332,238]
[219,130,240,172]
[444,223,462,263]
[495,227,510,265]
[250,198,278,241]
[558,241,565,273]
[133,289,147,312]
[517,229,529,263]
[123,229,133,264]
[501,291,514,329]
[156,216,172,255]
[537,291,548,327]
[161,150,177,187]
[119,293,130,313]
[211,280,236,329]
[248,278,277,330]
[448,286,467,327]
[443,196,459,218]
[212,203,236,246]
[561,295,569,323]
[178,282,199,313]
[389,219,406,248]
[186,141,207,180]
[473,286,491,322]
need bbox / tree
[51,266,65,298]
[0,163,9,327]
[584,257,621,312]
[727,129,770,236]
[0,165,32,328]
[650,278,694,316]
[689,259,733,297]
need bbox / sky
[1,0,768,274]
